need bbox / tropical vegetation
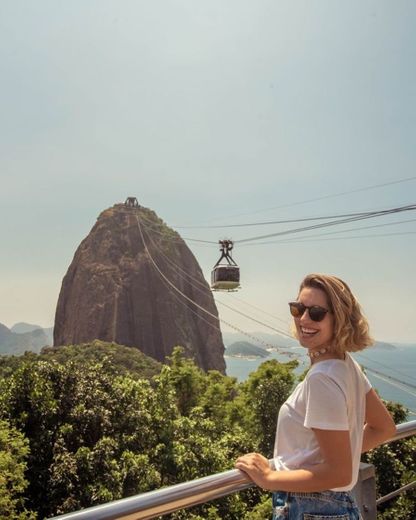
[0,341,414,519]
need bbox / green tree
[0,419,36,519]
[162,347,206,416]
[363,401,416,520]
[0,358,166,517]
[242,359,297,456]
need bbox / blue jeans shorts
[272,490,362,519]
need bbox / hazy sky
[1,1,415,343]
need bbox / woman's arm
[362,388,396,453]
[235,428,352,492]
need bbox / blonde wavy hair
[296,273,373,353]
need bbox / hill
[222,331,298,350]
[0,340,161,380]
[11,322,54,345]
[223,332,399,352]
[0,322,50,355]
[54,201,225,373]
[226,341,269,358]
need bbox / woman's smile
[300,327,319,336]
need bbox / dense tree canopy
[0,420,35,519]
[0,342,413,519]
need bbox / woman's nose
[299,309,311,322]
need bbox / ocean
[225,344,416,417]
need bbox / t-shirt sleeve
[363,371,372,393]
[304,373,349,430]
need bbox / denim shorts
[272,490,362,519]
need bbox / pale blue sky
[1,1,415,342]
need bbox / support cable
[198,175,416,223]
[240,231,416,247]
[175,209,375,229]
[154,267,223,334]
[136,215,298,357]
[140,221,293,338]
[228,294,290,327]
[138,203,416,246]
[137,215,416,401]
[362,367,416,402]
[215,299,293,340]
[236,204,416,244]
[355,351,416,388]
[238,217,416,247]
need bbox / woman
[235,273,396,519]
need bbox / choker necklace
[308,347,329,359]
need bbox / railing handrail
[376,480,416,506]
[50,420,416,520]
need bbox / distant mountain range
[0,324,406,358]
[0,322,53,355]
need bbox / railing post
[352,462,376,520]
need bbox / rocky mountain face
[54,202,225,373]
[0,323,50,355]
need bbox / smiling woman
[290,286,335,358]
[235,273,396,520]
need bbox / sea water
[225,344,416,417]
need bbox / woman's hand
[235,452,272,489]
[235,429,353,492]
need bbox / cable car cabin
[211,265,240,291]
[211,239,240,291]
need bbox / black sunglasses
[288,301,330,322]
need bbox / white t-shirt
[273,353,372,491]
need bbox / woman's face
[294,286,334,352]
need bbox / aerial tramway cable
[138,213,416,409]
[136,215,297,356]
[214,299,293,340]
[138,221,289,335]
[360,367,416,412]
[139,220,294,340]
[140,202,416,246]
[193,175,416,223]
[175,209,375,229]
[236,203,416,244]
[238,217,416,247]
[228,294,290,327]
[355,352,416,388]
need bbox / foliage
[362,400,416,520]
[0,356,166,517]
[243,493,273,520]
[0,343,413,519]
[241,359,297,456]
[0,345,278,518]
[0,419,36,519]
[0,340,161,380]
[42,340,161,379]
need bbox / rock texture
[54,203,225,373]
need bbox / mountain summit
[54,201,225,372]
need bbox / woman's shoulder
[308,358,348,379]
[307,353,368,393]
[305,359,350,395]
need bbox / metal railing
[376,480,416,506]
[51,420,416,520]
